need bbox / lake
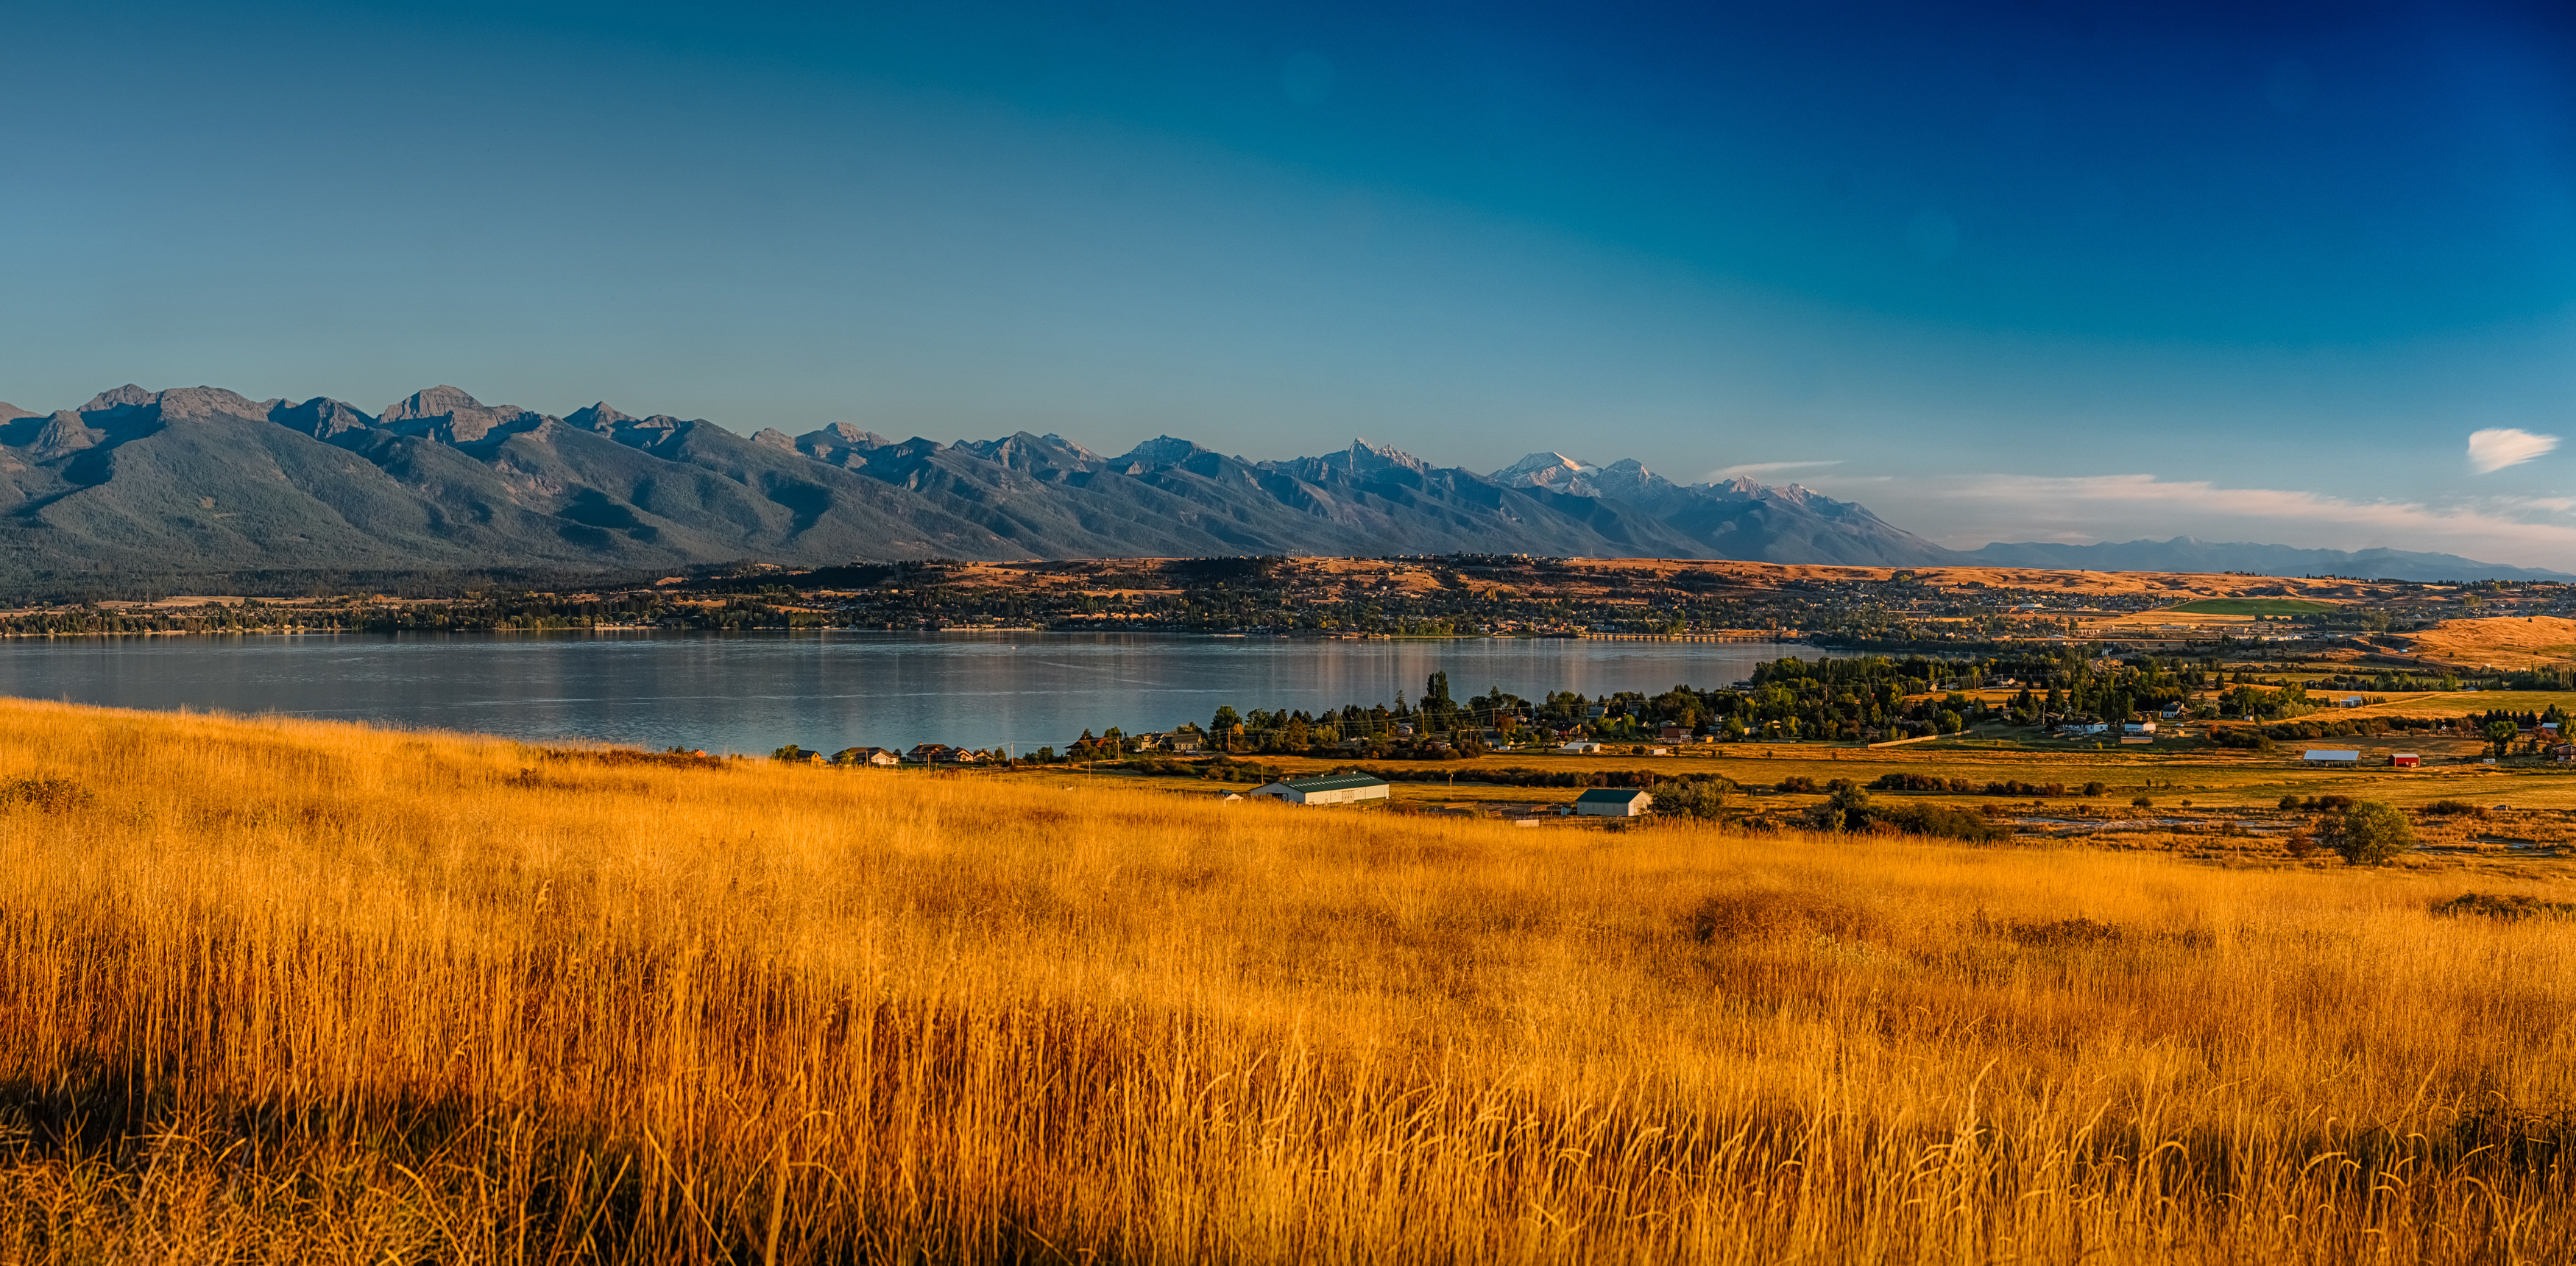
[0,632,1834,755]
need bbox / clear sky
[5,1,2576,563]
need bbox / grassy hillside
[2403,614,2576,668]
[2164,597,2340,615]
[1,701,2572,1262]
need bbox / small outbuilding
[1574,788,1654,817]
[1249,772,1391,805]
[2304,750,2361,766]
[2391,753,2421,768]
[1559,741,1604,754]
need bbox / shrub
[1870,772,1978,794]
[2430,892,2576,921]
[1983,779,2065,797]
[2421,799,2487,818]
[1989,915,2123,947]
[1774,776,1819,794]
[2278,794,2302,811]
[1796,779,1874,832]
[2285,827,2318,858]
[2321,800,2415,866]
[1650,777,1732,820]
[0,776,95,813]
[2131,795,2154,808]
[2082,781,2105,797]
[1877,802,2009,843]
[1686,888,1879,944]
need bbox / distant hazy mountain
[0,385,2560,586]
[1956,537,2576,583]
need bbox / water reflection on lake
[0,632,1840,755]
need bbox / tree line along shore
[5,554,2572,650]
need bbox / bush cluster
[0,777,95,814]
[2316,800,2416,866]
[1648,776,1734,821]
[2431,892,2576,921]
[2279,794,2354,813]
[1794,779,2007,842]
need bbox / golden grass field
[4,699,2575,1264]
[2402,615,2576,671]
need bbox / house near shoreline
[833,746,900,767]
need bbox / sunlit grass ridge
[0,697,2570,1262]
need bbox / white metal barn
[2303,750,2361,766]
[1574,788,1654,817]
[1250,772,1392,805]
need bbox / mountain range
[0,383,2561,587]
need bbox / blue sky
[5,1,2576,562]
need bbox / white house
[1574,788,1654,817]
[1559,740,1604,754]
[1249,772,1391,805]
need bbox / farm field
[3,698,2574,1263]
[1197,724,2574,811]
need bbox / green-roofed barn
[1574,788,1654,817]
[1250,772,1390,805]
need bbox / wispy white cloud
[2468,428,2558,473]
[1795,470,2576,568]
[1709,459,1842,479]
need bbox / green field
[2167,597,2341,615]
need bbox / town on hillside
[8,556,2573,653]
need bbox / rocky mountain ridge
[0,384,2559,585]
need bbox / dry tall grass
[0,699,2571,1263]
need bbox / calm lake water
[0,632,1833,755]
